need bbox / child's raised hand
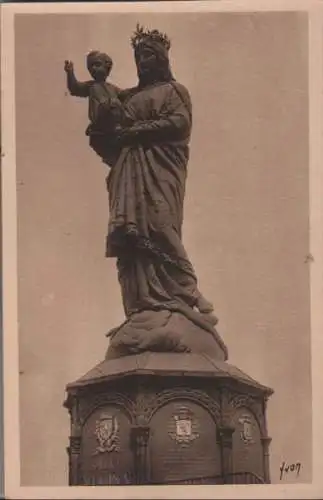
[64,60,74,73]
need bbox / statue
[65,25,228,360]
[64,27,273,488]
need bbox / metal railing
[149,471,265,485]
[80,470,266,486]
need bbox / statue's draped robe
[104,81,200,318]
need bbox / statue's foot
[203,312,218,326]
[195,293,214,314]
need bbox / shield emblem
[97,416,113,441]
[170,406,199,445]
[176,418,192,437]
[239,415,254,444]
[94,412,119,454]
[243,421,252,440]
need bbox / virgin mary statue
[86,25,227,360]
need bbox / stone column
[68,436,82,485]
[217,425,235,484]
[64,393,82,485]
[261,436,272,483]
[131,425,150,484]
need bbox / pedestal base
[64,352,273,485]
[106,309,228,361]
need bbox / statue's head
[86,51,113,82]
[131,24,173,85]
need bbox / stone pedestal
[64,352,273,485]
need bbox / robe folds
[102,80,202,318]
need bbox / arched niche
[148,398,221,484]
[231,407,264,480]
[80,404,134,485]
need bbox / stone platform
[65,352,273,485]
[105,309,228,361]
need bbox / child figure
[64,51,126,144]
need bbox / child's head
[87,51,113,82]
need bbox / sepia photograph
[1,1,323,498]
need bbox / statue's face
[88,57,110,82]
[136,47,158,78]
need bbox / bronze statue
[65,25,227,360]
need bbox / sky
[14,11,311,486]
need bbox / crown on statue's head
[131,23,171,51]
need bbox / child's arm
[64,60,90,98]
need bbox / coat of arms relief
[238,414,255,444]
[94,412,120,454]
[169,406,199,445]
